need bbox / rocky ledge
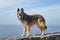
[1,32,60,40]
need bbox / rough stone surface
[17,35,60,40]
[0,32,60,40]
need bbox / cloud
[17,0,37,8]
[29,4,60,15]
[0,0,18,8]
[0,0,32,8]
[25,4,60,14]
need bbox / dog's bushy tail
[45,25,47,30]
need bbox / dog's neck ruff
[24,14,28,20]
[20,13,33,23]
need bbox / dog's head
[17,8,24,19]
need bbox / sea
[0,25,60,38]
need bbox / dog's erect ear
[17,8,20,11]
[21,8,24,12]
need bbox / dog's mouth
[17,14,23,20]
[19,16,22,19]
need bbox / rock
[17,35,60,40]
[17,32,60,40]
[0,32,60,40]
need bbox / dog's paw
[26,35,30,38]
[21,34,25,37]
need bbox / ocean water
[0,25,60,38]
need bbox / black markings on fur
[45,25,47,30]
[21,8,24,12]
[17,8,20,11]
[19,13,38,23]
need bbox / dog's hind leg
[38,19,45,35]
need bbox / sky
[0,0,60,26]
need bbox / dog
[17,8,47,37]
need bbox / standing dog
[17,8,47,37]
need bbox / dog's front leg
[26,26,30,37]
[21,26,26,37]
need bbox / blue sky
[0,0,60,26]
